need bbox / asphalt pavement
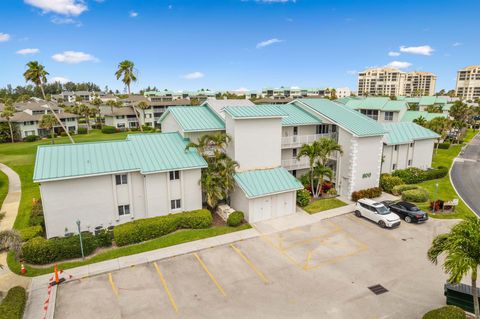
[451,132,480,217]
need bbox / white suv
[354,198,401,228]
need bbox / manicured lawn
[303,197,348,214]
[416,129,478,220]
[8,224,251,277]
[0,169,8,210]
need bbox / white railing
[281,132,337,148]
[281,157,311,170]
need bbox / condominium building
[455,65,480,101]
[357,68,436,97]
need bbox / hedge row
[380,174,405,193]
[18,225,43,242]
[351,187,382,202]
[401,188,429,203]
[392,167,448,184]
[101,126,117,134]
[392,184,419,196]
[113,209,212,246]
[0,286,27,319]
[434,142,451,150]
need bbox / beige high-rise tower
[455,65,480,100]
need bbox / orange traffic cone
[54,264,59,284]
[20,262,26,274]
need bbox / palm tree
[136,101,150,131]
[115,60,137,95]
[413,116,427,127]
[90,98,103,128]
[297,142,320,196]
[106,100,118,115]
[219,155,239,204]
[428,217,480,319]
[39,114,57,144]
[313,164,333,197]
[316,137,343,167]
[0,230,22,269]
[23,61,75,144]
[1,100,16,143]
[201,173,223,210]
[77,104,91,133]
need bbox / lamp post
[434,181,439,212]
[76,220,85,260]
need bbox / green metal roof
[382,122,439,145]
[418,96,448,106]
[224,105,288,119]
[382,100,408,111]
[297,99,387,137]
[34,133,207,182]
[442,103,454,111]
[274,104,322,126]
[401,111,448,122]
[234,167,303,199]
[405,97,421,104]
[159,105,225,132]
[344,97,407,111]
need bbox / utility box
[444,282,480,314]
[216,204,235,222]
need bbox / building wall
[412,139,435,170]
[455,66,480,100]
[184,130,225,144]
[381,139,436,174]
[160,113,184,136]
[348,135,383,195]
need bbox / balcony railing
[281,132,337,148]
[281,157,310,170]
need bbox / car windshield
[375,205,390,215]
[408,206,420,212]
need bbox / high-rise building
[455,65,480,101]
[357,68,436,97]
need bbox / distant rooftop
[382,122,439,145]
[224,105,288,119]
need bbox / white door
[252,196,272,222]
[274,192,294,218]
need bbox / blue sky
[0,0,479,93]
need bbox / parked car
[382,200,428,223]
[354,198,401,228]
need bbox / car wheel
[378,220,386,228]
[354,210,362,217]
[404,216,412,223]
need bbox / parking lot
[55,213,457,319]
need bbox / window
[169,170,180,180]
[408,160,412,166]
[145,113,152,119]
[292,170,297,177]
[117,123,126,128]
[331,125,337,133]
[171,199,181,210]
[360,109,379,121]
[115,116,124,119]
[293,126,298,135]
[316,124,329,134]
[384,112,394,121]
[118,204,130,216]
[394,145,399,151]
[392,164,397,170]
[115,174,128,185]
[292,149,297,157]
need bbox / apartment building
[357,68,436,97]
[455,65,480,101]
[52,91,103,103]
[339,97,408,123]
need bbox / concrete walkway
[0,163,31,295]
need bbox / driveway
[55,214,456,319]
[451,132,480,217]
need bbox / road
[451,132,480,217]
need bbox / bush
[77,127,88,134]
[23,135,39,142]
[401,188,429,202]
[392,167,449,184]
[296,189,311,207]
[227,211,244,227]
[380,174,405,193]
[434,142,451,149]
[113,209,212,247]
[18,225,43,242]
[29,200,44,228]
[351,187,382,202]
[422,305,465,319]
[430,200,445,212]
[424,166,449,180]
[327,188,337,196]
[392,184,419,196]
[22,232,98,265]
[101,125,117,134]
[95,229,114,247]
[0,286,27,319]
[141,125,154,132]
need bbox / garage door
[252,196,272,222]
[273,192,294,218]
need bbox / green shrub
[0,286,27,319]
[351,187,382,202]
[380,174,405,193]
[434,142,451,150]
[141,125,154,132]
[327,188,337,196]
[23,135,39,142]
[60,132,68,137]
[95,229,114,247]
[18,225,43,242]
[22,232,97,265]
[392,184,419,196]
[77,127,88,134]
[114,209,212,247]
[424,166,449,180]
[29,200,44,228]
[392,167,448,184]
[296,189,311,207]
[227,211,244,227]
[422,305,465,319]
[101,125,117,134]
[401,187,429,202]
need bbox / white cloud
[50,76,69,84]
[346,70,358,75]
[399,45,434,56]
[452,42,462,47]
[0,33,11,42]
[182,72,204,80]
[256,38,283,48]
[51,16,77,24]
[385,61,412,69]
[129,11,138,17]
[16,48,39,55]
[235,87,249,92]
[24,0,87,16]
[52,51,98,63]
[388,51,400,57]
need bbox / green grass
[0,169,8,210]
[303,197,348,214]
[8,224,251,277]
[415,129,478,220]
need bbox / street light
[434,181,439,212]
[76,220,85,260]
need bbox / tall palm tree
[0,230,22,269]
[413,116,427,127]
[1,100,16,143]
[115,60,137,95]
[316,137,343,168]
[313,164,333,197]
[106,100,118,115]
[77,104,91,133]
[201,173,223,210]
[297,142,320,196]
[219,155,239,204]
[23,61,75,143]
[136,101,150,131]
[428,217,480,319]
[39,114,57,144]
[90,98,103,128]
